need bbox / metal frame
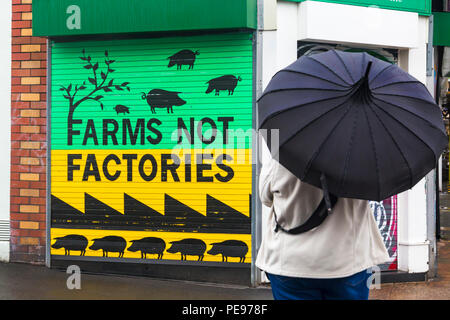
[45,40,52,268]
[250,0,265,287]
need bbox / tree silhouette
[60,49,130,145]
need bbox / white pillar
[397,16,430,274]
[0,0,11,262]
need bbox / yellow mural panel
[51,228,252,263]
[51,148,252,216]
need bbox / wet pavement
[0,262,272,300]
[369,239,450,300]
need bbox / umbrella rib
[332,50,355,83]
[361,102,382,201]
[371,95,445,133]
[307,56,353,86]
[259,92,353,129]
[365,100,414,190]
[374,92,435,106]
[338,102,359,195]
[371,80,423,90]
[257,87,350,102]
[279,69,350,88]
[361,53,367,81]
[370,99,438,166]
[368,64,395,86]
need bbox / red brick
[30,149,46,158]
[31,37,47,45]
[29,181,46,189]
[30,69,46,77]
[10,205,21,215]
[12,52,31,60]
[11,101,30,109]
[12,45,21,53]
[11,196,30,205]
[11,126,20,134]
[29,197,46,205]
[11,77,22,85]
[12,120,31,128]
[12,85,31,93]
[30,101,46,109]
[30,85,47,93]
[31,52,46,60]
[11,133,31,141]
[26,229,46,238]
[29,165,46,174]
[11,181,30,190]
[12,20,31,29]
[28,133,46,141]
[12,5,32,13]
[11,149,31,157]
[12,37,32,45]
[10,156,21,165]
[12,118,30,125]
[12,69,31,77]
[10,221,19,229]
[12,12,21,20]
[12,29,21,37]
[11,77,21,85]
[11,165,31,173]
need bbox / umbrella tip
[364,61,373,79]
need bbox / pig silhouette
[51,234,88,256]
[166,238,206,261]
[205,75,242,96]
[127,237,166,259]
[207,240,248,263]
[114,104,130,115]
[168,49,199,70]
[141,89,186,114]
[89,236,127,258]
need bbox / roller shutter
[49,33,254,273]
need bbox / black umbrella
[258,50,447,203]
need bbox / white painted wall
[257,0,431,279]
[0,0,11,262]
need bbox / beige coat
[255,158,390,278]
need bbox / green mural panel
[50,33,254,150]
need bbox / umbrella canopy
[258,50,448,201]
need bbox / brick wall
[10,0,47,264]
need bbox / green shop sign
[32,0,257,37]
[433,12,450,47]
[283,0,431,15]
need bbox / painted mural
[50,33,253,264]
[370,197,398,270]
